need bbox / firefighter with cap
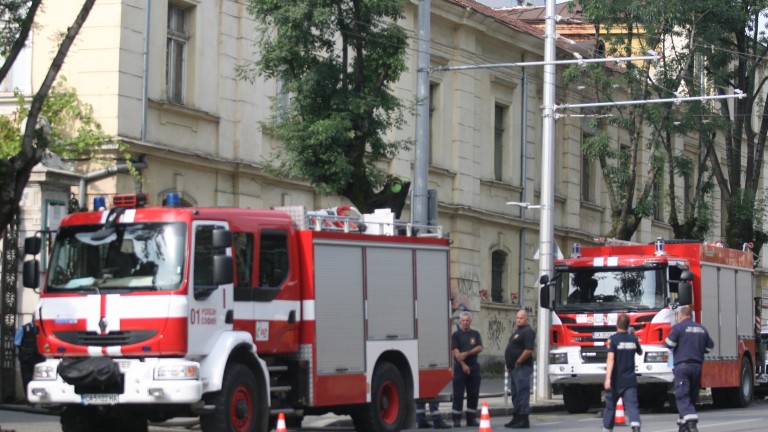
[602,313,642,432]
[665,306,714,432]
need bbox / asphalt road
[2,400,768,432]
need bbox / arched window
[491,250,507,303]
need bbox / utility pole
[536,0,557,401]
[413,0,430,226]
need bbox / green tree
[698,0,768,251]
[0,0,99,239]
[569,0,718,241]
[242,0,412,215]
[574,0,768,250]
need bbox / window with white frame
[167,3,189,104]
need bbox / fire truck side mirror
[677,281,693,306]
[24,237,42,256]
[539,275,551,309]
[212,230,232,250]
[539,286,551,309]
[213,255,234,286]
[23,260,39,288]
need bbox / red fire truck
[21,194,452,432]
[538,238,765,413]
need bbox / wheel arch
[374,350,414,402]
[199,331,266,397]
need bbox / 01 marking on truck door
[190,308,218,325]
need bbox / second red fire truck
[539,238,765,413]
[22,194,453,432]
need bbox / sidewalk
[439,376,563,418]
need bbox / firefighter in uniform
[504,309,535,429]
[665,306,714,432]
[602,313,642,432]
[451,311,483,427]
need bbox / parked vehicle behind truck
[539,238,765,413]
[21,193,453,432]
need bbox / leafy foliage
[0,77,110,159]
[242,0,412,213]
[570,0,721,241]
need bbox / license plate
[593,331,615,339]
[82,394,118,405]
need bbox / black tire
[351,362,408,432]
[563,385,590,414]
[61,406,110,432]
[735,356,754,408]
[200,363,268,432]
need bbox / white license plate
[82,394,118,405]
[593,331,615,339]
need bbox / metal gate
[0,212,19,401]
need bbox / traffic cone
[275,412,287,432]
[614,397,626,426]
[478,401,492,432]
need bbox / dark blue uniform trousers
[510,365,532,415]
[603,387,640,429]
[452,362,481,422]
[674,363,702,424]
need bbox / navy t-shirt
[505,325,535,368]
[607,331,642,388]
[452,328,483,366]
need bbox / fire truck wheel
[351,362,408,432]
[712,356,754,408]
[60,406,110,432]
[563,385,590,413]
[200,363,268,432]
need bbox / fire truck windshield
[46,222,187,293]
[553,268,666,312]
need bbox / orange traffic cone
[275,412,287,432]
[614,397,626,426]
[478,401,492,432]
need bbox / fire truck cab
[21,194,453,432]
[539,239,759,413]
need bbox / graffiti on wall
[451,271,479,312]
[486,314,506,350]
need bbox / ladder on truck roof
[274,205,445,238]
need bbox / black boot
[418,420,433,429]
[452,415,461,428]
[686,423,699,432]
[510,414,529,429]
[504,414,518,428]
[465,414,479,427]
[631,426,641,432]
[433,418,452,429]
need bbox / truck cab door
[188,221,233,356]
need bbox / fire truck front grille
[581,347,607,363]
[54,330,158,346]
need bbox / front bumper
[548,346,673,385]
[27,358,203,405]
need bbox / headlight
[549,352,568,364]
[155,364,199,380]
[33,364,58,381]
[644,351,669,363]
